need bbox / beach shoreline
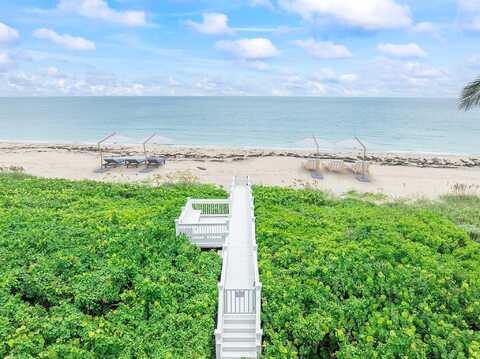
[1,141,479,168]
[1,141,479,199]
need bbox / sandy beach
[0,142,479,199]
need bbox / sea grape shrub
[254,186,480,359]
[0,175,224,358]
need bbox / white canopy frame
[97,132,116,168]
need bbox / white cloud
[278,0,411,30]
[33,28,96,51]
[58,0,146,27]
[457,0,480,31]
[466,18,480,30]
[313,68,358,82]
[186,13,234,35]
[47,66,62,77]
[249,0,275,10]
[467,55,480,67]
[412,22,437,34]
[247,61,270,71]
[404,62,445,79]
[459,0,480,11]
[339,74,358,82]
[411,22,444,40]
[0,23,20,44]
[294,38,352,59]
[307,81,327,95]
[0,52,16,72]
[378,43,427,58]
[216,38,279,60]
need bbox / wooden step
[223,323,256,333]
[222,341,257,353]
[224,317,255,326]
[223,331,256,343]
[222,352,257,359]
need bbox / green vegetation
[1,175,479,358]
[255,187,480,358]
[0,174,223,358]
[414,194,480,243]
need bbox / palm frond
[459,77,480,111]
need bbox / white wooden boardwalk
[225,185,254,289]
[176,176,262,358]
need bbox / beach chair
[326,160,347,173]
[125,157,146,168]
[103,157,126,168]
[303,159,323,179]
[146,156,166,168]
[351,160,370,175]
[351,160,371,182]
[303,159,316,171]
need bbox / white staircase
[222,314,258,358]
[176,176,262,359]
[215,177,262,359]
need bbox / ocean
[0,97,479,155]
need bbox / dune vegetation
[0,174,479,358]
[255,187,480,358]
[0,174,223,358]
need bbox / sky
[0,0,479,97]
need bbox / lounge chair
[351,160,370,175]
[103,157,126,168]
[326,160,347,173]
[351,160,371,182]
[146,156,166,167]
[125,157,146,168]
[303,159,316,171]
[303,159,323,179]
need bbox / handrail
[176,197,192,225]
[190,199,230,204]
[246,176,263,354]
[215,176,262,357]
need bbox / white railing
[215,176,262,358]
[224,289,256,314]
[247,176,263,356]
[176,222,229,247]
[190,199,230,216]
[215,243,229,359]
[176,198,230,248]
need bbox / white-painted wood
[176,176,262,358]
[176,199,230,248]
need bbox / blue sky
[0,0,479,96]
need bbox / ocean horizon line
[0,95,464,100]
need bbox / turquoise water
[0,97,479,154]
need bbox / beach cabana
[142,133,173,167]
[298,136,334,179]
[97,133,135,168]
[335,137,371,182]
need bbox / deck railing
[176,222,229,246]
[246,176,263,355]
[215,176,262,358]
[224,289,256,314]
[190,199,230,216]
[176,198,230,248]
